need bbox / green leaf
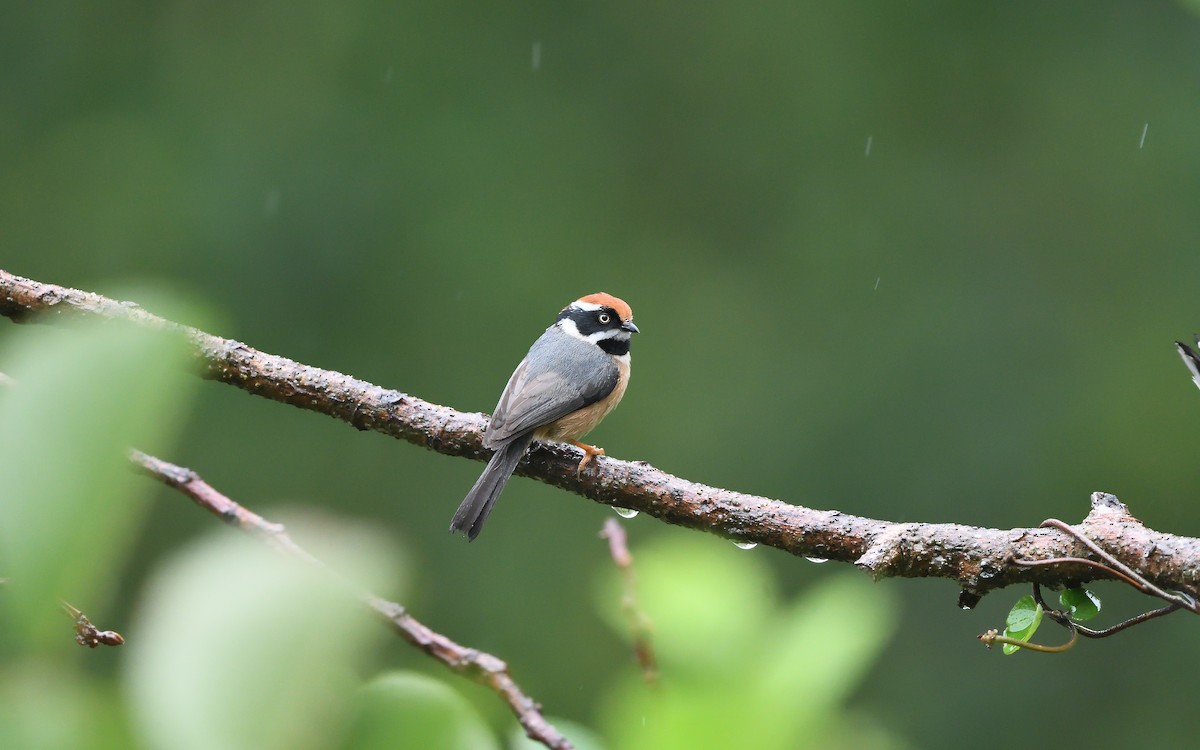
[1059,588,1101,621]
[508,718,606,750]
[597,534,775,671]
[1004,595,1039,630]
[0,309,197,652]
[598,565,897,750]
[342,673,498,750]
[749,575,896,745]
[126,520,397,750]
[1001,595,1043,655]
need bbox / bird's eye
[597,312,611,324]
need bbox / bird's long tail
[450,432,535,541]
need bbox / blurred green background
[4,1,1200,748]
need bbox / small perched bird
[1176,336,1200,391]
[450,293,639,541]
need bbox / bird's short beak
[622,320,640,334]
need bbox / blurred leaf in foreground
[598,535,897,750]
[126,519,398,750]
[0,291,201,749]
[341,672,498,750]
[0,300,198,650]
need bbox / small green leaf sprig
[979,518,1196,654]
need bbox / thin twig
[1013,556,1147,592]
[1070,603,1184,637]
[130,449,573,750]
[1031,582,1184,639]
[599,518,657,683]
[4,270,1200,601]
[978,626,1078,653]
[1039,519,1199,612]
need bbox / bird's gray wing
[484,336,618,446]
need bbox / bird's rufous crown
[577,292,632,321]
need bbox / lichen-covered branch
[4,269,1200,602]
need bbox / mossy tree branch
[3,269,1199,606]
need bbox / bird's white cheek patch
[558,318,587,341]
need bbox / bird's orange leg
[569,440,605,474]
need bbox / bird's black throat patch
[597,337,630,356]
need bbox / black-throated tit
[450,293,638,541]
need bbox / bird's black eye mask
[559,305,623,336]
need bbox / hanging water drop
[614,507,638,519]
[734,541,757,550]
